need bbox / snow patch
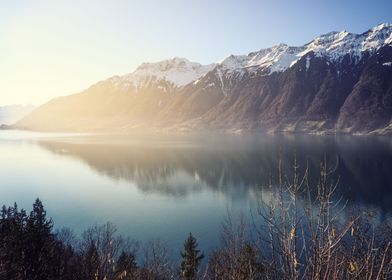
[305,56,311,71]
[216,68,227,95]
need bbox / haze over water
[1,130,391,254]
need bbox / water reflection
[38,133,392,213]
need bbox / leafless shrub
[140,239,175,280]
[256,158,392,280]
[55,227,78,248]
[80,222,138,280]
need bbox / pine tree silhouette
[24,198,54,280]
[180,233,204,280]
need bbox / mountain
[16,23,392,134]
[0,104,35,125]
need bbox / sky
[1,0,391,106]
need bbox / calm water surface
[1,130,392,255]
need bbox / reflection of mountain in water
[39,134,392,212]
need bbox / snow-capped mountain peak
[112,57,215,90]
[107,23,392,92]
[370,22,391,33]
[217,44,302,75]
[216,23,392,76]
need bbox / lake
[1,130,392,256]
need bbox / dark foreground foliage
[1,164,392,279]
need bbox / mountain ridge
[15,23,392,135]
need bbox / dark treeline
[0,199,207,280]
[1,164,392,279]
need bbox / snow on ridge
[115,57,215,89]
[217,44,302,75]
[107,23,392,91]
[218,23,392,75]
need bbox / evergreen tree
[24,198,55,280]
[0,203,27,279]
[0,199,87,279]
[180,233,204,280]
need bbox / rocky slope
[16,24,392,134]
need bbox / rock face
[16,24,392,134]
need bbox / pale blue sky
[1,0,391,106]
